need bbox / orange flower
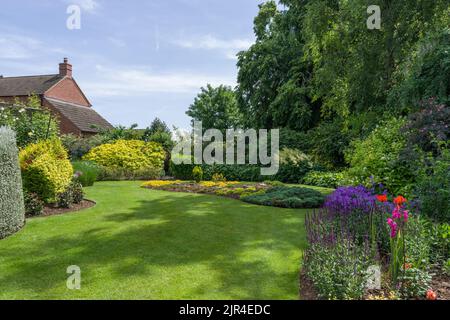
[376,194,388,202]
[394,196,407,206]
[426,290,437,301]
[403,263,412,270]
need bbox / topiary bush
[0,127,25,239]
[241,186,324,209]
[20,139,73,203]
[84,140,165,173]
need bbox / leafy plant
[192,166,203,183]
[0,95,59,148]
[303,171,345,188]
[0,127,25,239]
[304,239,372,300]
[72,161,99,187]
[84,140,165,172]
[242,186,324,209]
[24,192,44,216]
[20,139,73,203]
[211,173,226,182]
[398,267,432,299]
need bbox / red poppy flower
[426,290,437,301]
[394,196,407,206]
[376,194,388,202]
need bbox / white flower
[19,108,25,113]
[28,132,34,136]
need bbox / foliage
[414,148,450,223]
[72,161,99,187]
[61,134,105,160]
[192,166,203,183]
[390,29,450,108]
[97,124,143,141]
[57,180,84,208]
[96,166,163,181]
[402,99,450,156]
[346,118,415,194]
[398,268,432,299]
[187,85,243,131]
[0,127,25,239]
[236,1,318,131]
[276,148,315,183]
[84,140,165,172]
[304,240,372,300]
[0,95,59,148]
[19,139,73,203]
[302,171,345,189]
[241,186,324,209]
[211,173,226,182]
[23,192,44,217]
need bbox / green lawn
[0,181,308,299]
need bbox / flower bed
[302,185,450,300]
[142,180,325,209]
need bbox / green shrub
[346,118,415,194]
[96,166,163,181]
[84,140,166,173]
[303,171,345,188]
[192,166,203,183]
[24,192,44,216]
[211,173,226,182]
[20,139,73,203]
[275,148,315,183]
[72,161,99,186]
[241,186,324,209]
[0,95,59,148]
[414,148,450,223]
[71,181,84,204]
[398,268,432,299]
[61,134,105,160]
[0,127,26,239]
[57,180,84,208]
[304,240,372,300]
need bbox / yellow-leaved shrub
[84,140,165,172]
[20,139,73,202]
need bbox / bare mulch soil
[28,200,96,218]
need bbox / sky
[0,0,262,129]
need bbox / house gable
[44,77,92,107]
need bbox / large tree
[186,84,243,131]
[237,0,319,131]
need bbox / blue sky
[0,0,262,129]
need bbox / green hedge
[241,186,325,209]
[0,127,25,239]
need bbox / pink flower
[387,218,398,238]
[403,210,409,222]
[392,207,402,219]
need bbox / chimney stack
[59,58,72,78]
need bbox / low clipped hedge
[20,139,73,203]
[241,186,325,209]
[0,127,25,239]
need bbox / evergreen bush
[0,127,25,239]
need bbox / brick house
[0,58,113,136]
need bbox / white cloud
[64,0,100,13]
[0,35,42,59]
[173,34,252,59]
[83,65,236,97]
